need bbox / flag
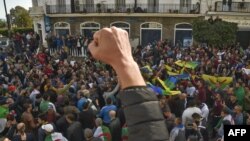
[167,71,180,76]
[175,60,199,69]
[147,82,164,95]
[201,74,233,89]
[140,65,153,75]
[165,65,174,71]
[98,125,112,141]
[156,78,181,95]
[174,73,190,80]
[164,77,177,90]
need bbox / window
[110,21,130,35]
[115,0,125,12]
[174,23,192,47]
[147,0,159,13]
[57,0,66,5]
[180,0,192,13]
[54,22,70,37]
[80,22,100,38]
[140,22,162,46]
[57,0,66,13]
[85,0,94,12]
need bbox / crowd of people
[45,33,90,57]
[0,29,250,141]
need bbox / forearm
[103,83,120,99]
[57,82,73,95]
[112,61,146,89]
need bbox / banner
[44,15,51,33]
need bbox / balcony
[46,4,199,14]
[214,1,250,12]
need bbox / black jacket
[109,118,122,141]
[118,87,169,141]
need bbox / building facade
[30,0,250,47]
[206,0,250,48]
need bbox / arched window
[140,22,162,46]
[54,22,70,37]
[174,23,192,47]
[80,22,100,38]
[110,21,130,36]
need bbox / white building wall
[95,0,115,4]
[126,0,134,5]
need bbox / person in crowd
[84,128,102,141]
[169,117,185,141]
[42,123,67,141]
[21,102,39,133]
[39,92,56,114]
[78,101,96,130]
[109,110,122,141]
[3,113,18,141]
[223,103,244,125]
[234,81,245,107]
[93,118,112,141]
[12,122,35,141]
[215,108,234,139]
[99,97,117,126]
[244,86,250,113]
[66,113,84,141]
[182,100,202,126]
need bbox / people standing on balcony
[228,0,232,11]
[83,38,89,57]
[240,0,245,11]
[195,2,200,14]
[76,36,82,57]
[65,35,73,56]
[222,0,227,11]
[56,35,63,53]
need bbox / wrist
[112,60,146,89]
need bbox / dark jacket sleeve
[118,87,169,141]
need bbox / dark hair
[223,120,231,125]
[192,113,202,121]
[187,100,196,107]
[7,114,15,121]
[43,92,50,100]
[83,101,90,110]
[66,113,76,121]
[106,97,112,105]
[23,102,31,109]
[222,108,230,115]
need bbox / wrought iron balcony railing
[214,1,250,12]
[46,4,199,14]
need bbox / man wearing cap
[42,123,67,141]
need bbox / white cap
[42,124,54,133]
